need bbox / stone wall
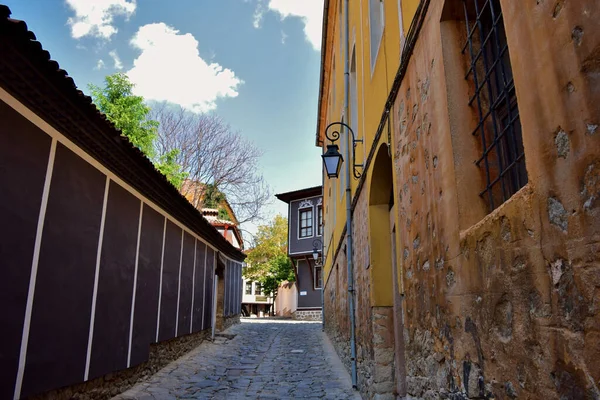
[293,309,323,321]
[391,0,600,398]
[221,314,241,332]
[324,0,600,399]
[29,329,210,400]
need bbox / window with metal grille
[462,0,527,211]
[299,208,313,238]
[245,281,252,295]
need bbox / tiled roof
[0,5,245,261]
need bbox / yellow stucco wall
[319,0,420,288]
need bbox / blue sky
[6,0,324,237]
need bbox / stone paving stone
[114,319,361,399]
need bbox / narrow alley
[114,320,360,400]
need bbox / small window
[369,0,384,71]
[299,208,313,238]
[317,206,323,236]
[245,281,252,295]
[314,266,323,289]
[255,282,262,295]
[462,0,527,211]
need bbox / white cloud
[255,0,323,50]
[127,23,242,113]
[108,50,123,69]
[281,30,288,44]
[253,2,266,28]
[65,0,136,40]
[95,59,106,70]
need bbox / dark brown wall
[88,182,140,380]
[192,242,207,332]
[158,221,182,342]
[223,260,242,317]
[203,248,215,329]
[0,100,51,399]
[297,259,321,308]
[177,232,195,336]
[22,143,106,397]
[130,205,164,367]
[0,99,239,398]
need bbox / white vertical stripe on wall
[211,251,217,337]
[201,244,208,331]
[189,239,197,334]
[233,263,236,315]
[1,89,243,270]
[13,138,57,400]
[223,261,227,317]
[175,229,184,337]
[155,218,167,342]
[126,201,144,368]
[83,176,111,382]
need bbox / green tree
[89,73,187,188]
[243,215,295,302]
[155,149,188,189]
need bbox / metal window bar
[462,0,527,211]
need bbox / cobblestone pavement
[113,319,361,400]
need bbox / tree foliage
[243,215,295,298]
[89,73,186,188]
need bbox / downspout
[343,0,358,389]
[321,183,325,331]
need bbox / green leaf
[243,215,294,297]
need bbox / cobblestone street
[113,320,361,400]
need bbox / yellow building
[316,1,420,396]
[317,0,600,398]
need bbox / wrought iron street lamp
[312,239,322,261]
[322,144,343,178]
[321,121,363,179]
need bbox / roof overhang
[315,0,331,147]
[275,185,323,204]
[0,5,245,262]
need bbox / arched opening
[368,144,394,306]
[368,143,406,396]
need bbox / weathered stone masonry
[323,0,600,399]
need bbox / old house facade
[0,6,243,399]
[276,186,324,321]
[317,0,600,399]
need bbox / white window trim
[298,206,314,239]
[317,205,323,237]
[314,265,323,290]
[369,0,385,77]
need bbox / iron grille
[462,0,527,211]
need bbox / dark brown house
[276,186,323,320]
[0,6,244,399]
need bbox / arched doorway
[368,143,406,397]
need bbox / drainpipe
[321,172,325,331]
[343,0,358,389]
